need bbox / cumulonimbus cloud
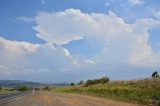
[1,9,160,82]
[34,9,160,68]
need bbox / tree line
[70,76,110,87]
[70,71,160,87]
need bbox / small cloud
[41,0,46,4]
[17,17,34,23]
[85,59,96,64]
[61,68,69,72]
[38,68,50,73]
[105,2,111,7]
[63,48,70,56]
[153,10,160,20]
[0,65,8,70]
[128,0,144,6]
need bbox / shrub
[100,77,110,84]
[85,76,109,86]
[17,85,28,91]
[9,88,15,91]
[78,80,84,85]
[43,86,51,91]
[152,71,159,78]
[71,83,74,86]
[55,78,160,105]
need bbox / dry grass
[54,78,160,106]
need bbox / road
[0,91,31,101]
[0,91,144,106]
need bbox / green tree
[70,82,74,86]
[43,86,51,91]
[85,76,110,86]
[152,71,159,78]
[78,80,84,85]
[100,77,110,83]
[17,85,28,91]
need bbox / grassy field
[0,87,15,94]
[54,78,160,106]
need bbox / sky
[0,0,160,83]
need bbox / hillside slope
[55,78,160,106]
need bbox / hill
[54,78,160,106]
[0,80,54,88]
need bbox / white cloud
[63,48,70,56]
[0,37,81,82]
[34,9,92,44]
[33,9,160,69]
[0,37,39,76]
[153,10,160,19]
[128,19,160,67]
[34,9,132,45]
[105,2,111,7]
[1,9,160,82]
[129,35,160,67]
[17,17,34,23]
[0,37,39,62]
[85,59,96,64]
[0,65,8,71]
[128,0,144,6]
[41,0,46,4]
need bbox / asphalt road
[0,91,31,105]
[0,91,144,106]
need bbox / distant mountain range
[0,80,69,88]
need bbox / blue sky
[0,0,160,83]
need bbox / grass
[0,87,16,94]
[54,78,160,106]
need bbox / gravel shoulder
[0,91,145,106]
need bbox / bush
[9,88,15,91]
[78,80,84,85]
[100,77,110,84]
[17,85,28,91]
[55,78,160,105]
[152,71,159,78]
[85,77,109,86]
[71,83,74,86]
[43,86,51,91]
